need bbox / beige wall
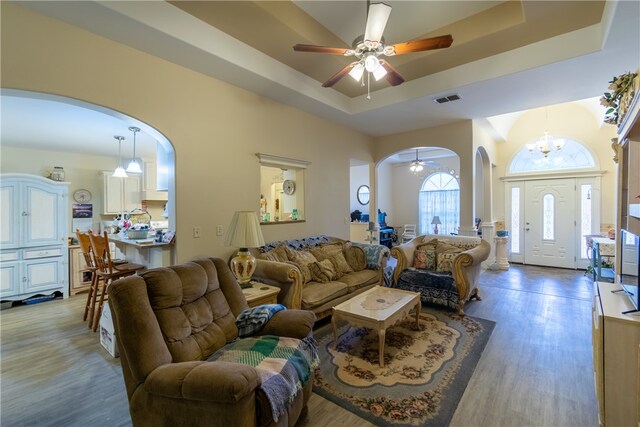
[1,3,374,262]
[491,103,617,226]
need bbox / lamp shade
[431,216,442,225]
[224,211,265,249]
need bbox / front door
[523,179,576,268]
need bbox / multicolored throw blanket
[236,304,286,338]
[209,335,319,422]
[351,242,390,270]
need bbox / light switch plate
[193,226,201,238]
[216,225,223,236]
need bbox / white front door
[523,179,576,268]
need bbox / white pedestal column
[490,236,510,270]
[481,223,496,269]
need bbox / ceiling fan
[409,149,438,172]
[293,2,453,95]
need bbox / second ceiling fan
[293,2,453,92]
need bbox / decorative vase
[230,248,256,288]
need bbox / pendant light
[126,126,142,174]
[113,135,128,178]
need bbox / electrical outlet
[216,225,223,236]
[193,226,201,238]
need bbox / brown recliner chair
[107,257,316,427]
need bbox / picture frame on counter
[161,230,175,244]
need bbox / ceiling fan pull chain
[367,72,371,100]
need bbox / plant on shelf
[600,71,638,125]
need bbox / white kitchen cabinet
[0,174,69,300]
[103,172,141,214]
[142,161,168,201]
[0,260,20,297]
[69,246,92,295]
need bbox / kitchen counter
[108,233,174,268]
[108,233,171,248]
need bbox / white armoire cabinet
[102,171,141,214]
[0,173,69,300]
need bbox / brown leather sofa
[107,257,316,427]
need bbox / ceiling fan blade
[379,60,405,86]
[293,44,351,55]
[387,35,453,55]
[322,63,357,88]
[364,3,392,44]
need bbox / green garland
[600,71,638,125]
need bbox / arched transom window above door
[509,138,595,174]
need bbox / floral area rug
[313,307,495,426]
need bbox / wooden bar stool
[75,229,101,328]
[89,230,145,332]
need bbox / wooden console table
[592,280,640,426]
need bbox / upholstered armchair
[391,234,490,315]
[107,257,316,427]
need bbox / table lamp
[431,216,442,234]
[224,211,265,288]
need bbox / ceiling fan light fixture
[349,62,365,81]
[364,54,380,72]
[372,65,387,81]
[409,161,423,173]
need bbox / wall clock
[283,179,296,195]
[73,189,92,203]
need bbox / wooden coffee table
[332,286,421,367]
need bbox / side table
[242,282,280,308]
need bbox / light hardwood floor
[0,265,598,426]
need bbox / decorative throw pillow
[260,244,289,263]
[309,259,337,283]
[285,249,318,284]
[413,246,436,270]
[328,251,354,278]
[436,252,458,273]
[344,245,366,272]
[309,243,343,261]
[435,241,464,255]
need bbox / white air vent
[433,94,462,104]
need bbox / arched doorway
[1,89,177,261]
[374,146,460,235]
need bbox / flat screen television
[619,229,640,314]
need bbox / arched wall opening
[374,146,460,236]
[0,89,177,260]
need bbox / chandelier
[526,107,565,157]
